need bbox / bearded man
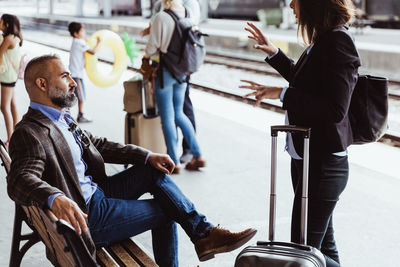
[6,54,256,266]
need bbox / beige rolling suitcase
[123,75,166,154]
[124,113,166,153]
[123,75,143,114]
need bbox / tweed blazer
[7,107,150,255]
[266,26,361,157]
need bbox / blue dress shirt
[30,102,97,208]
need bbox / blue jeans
[291,154,349,267]
[182,83,196,152]
[88,165,213,267]
[155,67,201,164]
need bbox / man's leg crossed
[91,164,257,262]
[87,188,178,267]
[97,164,213,242]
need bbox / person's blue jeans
[291,154,349,267]
[88,164,213,267]
[182,83,196,153]
[155,67,201,164]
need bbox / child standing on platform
[68,22,100,123]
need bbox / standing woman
[0,14,22,148]
[141,0,206,173]
[241,0,360,266]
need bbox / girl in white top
[0,14,22,148]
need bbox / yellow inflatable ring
[85,30,127,88]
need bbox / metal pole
[49,0,54,15]
[281,0,292,29]
[300,137,310,245]
[36,0,40,14]
[103,0,111,18]
[76,0,84,17]
[199,0,208,22]
[269,135,277,241]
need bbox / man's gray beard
[50,91,78,108]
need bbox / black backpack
[160,9,207,81]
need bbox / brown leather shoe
[194,226,257,262]
[185,157,206,170]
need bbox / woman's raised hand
[240,80,283,106]
[245,22,278,56]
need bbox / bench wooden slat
[25,206,57,251]
[21,201,158,267]
[96,248,118,267]
[26,206,76,267]
[0,144,10,172]
[106,243,141,267]
[122,239,158,267]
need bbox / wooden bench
[0,140,158,267]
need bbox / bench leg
[9,205,40,267]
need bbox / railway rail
[24,37,400,147]
[23,23,400,98]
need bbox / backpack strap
[160,9,189,85]
[164,8,189,39]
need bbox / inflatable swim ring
[85,30,127,88]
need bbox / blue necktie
[63,112,89,150]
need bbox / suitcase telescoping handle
[269,125,311,245]
[141,79,158,118]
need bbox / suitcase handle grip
[256,241,312,252]
[271,125,311,138]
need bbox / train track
[25,37,400,147]
[23,23,400,99]
[204,52,400,100]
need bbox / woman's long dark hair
[1,14,23,46]
[297,0,355,44]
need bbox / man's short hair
[24,54,61,90]
[68,22,82,37]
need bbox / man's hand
[148,153,175,175]
[51,195,88,235]
[240,80,283,106]
[140,23,152,37]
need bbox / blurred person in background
[141,0,200,164]
[141,0,206,174]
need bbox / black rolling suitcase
[235,125,326,267]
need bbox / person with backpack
[240,0,360,266]
[141,0,201,164]
[141,0,206,174]
[0,14,23,149]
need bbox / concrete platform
[0,39,399,267]
[1,2,400,81]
